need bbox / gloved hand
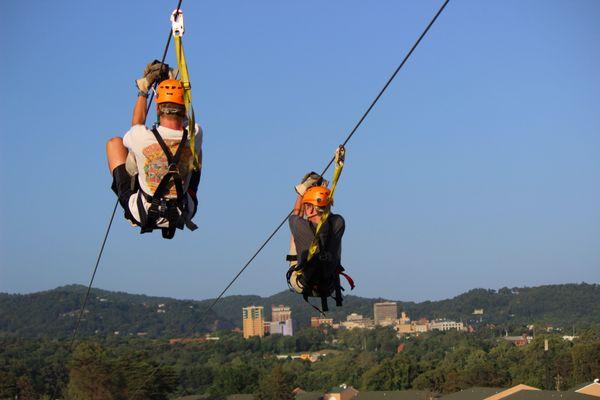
[135,60,177,95]
[295,172,328,196]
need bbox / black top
[289,214,345,265]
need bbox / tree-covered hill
[1,283,599,339]
[0,285,232,339]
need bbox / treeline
[2,325,599,399]
[1,283,599,339]
[0,285,232,339]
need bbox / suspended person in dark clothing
[105,61,202,239]
[286,174,353,311]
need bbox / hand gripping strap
[307,145,345,262]
[174,35,199,171]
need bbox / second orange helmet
[302,186,331,207]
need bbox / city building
[396,322,413,334]
[399,311,410,324]
[341,313,374,330]
[269,319,293,336]
[396,312,412,334]
[268,305,293,336]
[373,302,398,326]
[412,318,430,333]
[242,306,264,339]
[271,305,292,322]
[429,319,465,332]
[502,334,532,347]
[311,316,334,328]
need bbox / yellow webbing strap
[307,146,346,262]
[174,35,200,170]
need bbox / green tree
[67,343,117,400]
[256,365,294,400]
[210,362,259,395]
[462,349,501,387]
[362,353,417,390]
[571,339,600,383]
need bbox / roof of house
[441,387,504,399]
[226,395,255,400]
[483,384,540,400]
[356,390,433,400]
[501,391,597,399]
[296,391,324,400]
[575,380,600,397]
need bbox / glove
[295,172,328,196]
[135,60,177,95]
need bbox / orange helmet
[156,79,185,105]
[302,186,331,207]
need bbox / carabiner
[170,9,185,37]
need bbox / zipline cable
[69,0,184,351]
[198,0,450,324]
[69,201,118,350]
[131,0,450,393]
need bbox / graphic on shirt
[142,139,193,196]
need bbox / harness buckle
[168,163,180,175]
[170,9,185,37]
[318,252,332,262]
[158,199,168,215]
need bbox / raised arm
[292,194,303,216]
[131,94,148,127]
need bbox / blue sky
[1,0,599,303]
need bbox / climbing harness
[286,146,355,312]
[129,8,200,239]
[134,126,198,239]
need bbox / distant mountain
[1,283,599,339]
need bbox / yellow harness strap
[307,146,346,262]
[174,31,200,170]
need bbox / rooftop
[441,387,503,399]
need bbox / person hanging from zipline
[286,150,354,312]
[105,61,202,239]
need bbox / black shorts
[111,164,137,222]
[111,164,199,227]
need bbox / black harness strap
[136,126,197,238]
[292,219,343,313]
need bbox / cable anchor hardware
[171,9,185,37]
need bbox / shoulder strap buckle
[168,163,180,175]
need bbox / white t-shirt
[122,124,202,226]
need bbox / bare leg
[106,137,128,173]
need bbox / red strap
[339,271,355,290]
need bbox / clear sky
[1,0,598,303]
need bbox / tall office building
[270,305,293,336]
[374,302,398,326]
[242,306,264,339]
[271,305,292,322]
